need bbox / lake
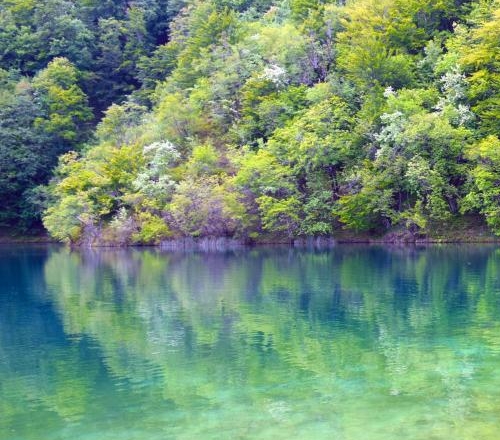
[2,244,500,439]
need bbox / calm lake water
[2,245,500,439]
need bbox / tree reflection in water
[2,245,500,439]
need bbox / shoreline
[0,235,56,244]
[2,235,500,247]
[3,217,499,247]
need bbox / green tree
[460,3,500,136]
[463,136,500,234]
[336,0,418,91]
[0,78,51,228]
[32,57,92,143]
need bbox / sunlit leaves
[460,2,500,135]
[463,136,500,234]
[32,57,92,142]
[35,0,500,242]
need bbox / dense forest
[0,0,499,244]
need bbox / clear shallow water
[2,245,500,439]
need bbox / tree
[463,136,500,234]
[0,78,51,228]
[460,3,500,136]
[32,57,92,143]
[334,87,471,233]
[336,0,418,91]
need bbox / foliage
[459,2,500,136]
[32,57,92,142]
[1,0,499,242]
[132,211,171,244]
[463,136,500,233]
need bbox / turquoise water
[2,245,500,439]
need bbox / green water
[2,245,500,439]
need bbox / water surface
[2,245,500,439]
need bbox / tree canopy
[1,0,500,243]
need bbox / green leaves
[334,166,396,232]
[257,195,301,237]
[333,83,471,233]
[23,0,500,242]
[460,3,500,136]
[336,0,419,91]
[43,143,144,244]
[32,58,92,142]
[463,136,500,234]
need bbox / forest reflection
[2,245,500,439]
